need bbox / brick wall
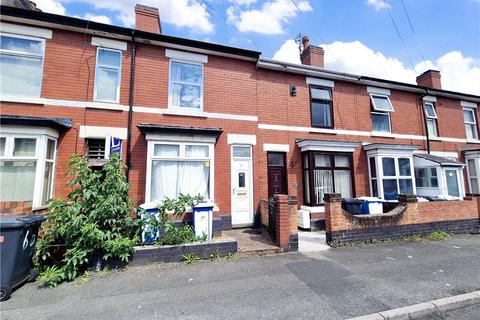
[0,201,33,216]
[324,193,480,244]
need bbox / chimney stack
[300,35,324,68]
[416,70,441,89]
[135,4,161,34]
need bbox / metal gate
[268,197,277,240]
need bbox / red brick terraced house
[1,5,480,233]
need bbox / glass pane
[232,146,251,158]
[238,172,245,188]
[0,161,36,201]
[466,124,478,139]
[430,167,437,177]
[150,160,209,201]
[464,109,475,123]
[96,67,119,101]
[446,170,459,197]
[383,179,398,199]
[415,168,426,187]
[171,61,202,85]
[1,35,43,55]
[334,170,352,198]
[399,158,411,176]
[382,157,396,176]
[372,95,393,111]
[186,145,209,158]
[303,169,310,203]
[470,178,479,194]
[0,54,43,96]
[153,144,179,157]
[268,153,284,166]
[314,154,330,167]
[369,157,377,178]
[371,179,378,197]
[303,153,309,169]
[431,176,438,188]
[42,162,54,205]
[170,83,201,109]
[13,138,36,156]
[0,137,5,156]
[313,169,333,204]
[372,113,390,132]
[311,87,331,100]
[424,103,436,118]
[399,179,413,194]
[468,159,477,177]
[334,155,349,167]
[311,101,332,127]
[427,119,437,136]
[46,139,55,160]
[98,49,121,67]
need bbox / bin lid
[194,201,215,208]
[341,198,363,204]
[0,215,45,229]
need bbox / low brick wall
[325,194,480,244]
[131,239,238,265]
[0,201,34,216]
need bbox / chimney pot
[135,4,162,34]
[300,35,324,68]
[416,69,441,89]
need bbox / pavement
[1,234,479,320]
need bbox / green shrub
[35,154,139,287]
[428,230,451,241]
[157,224,197,245]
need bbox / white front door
[231,145,253,227]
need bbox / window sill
[428,136,442,141]
[1,95,45,106]
[466,139,480,144]
[371,132,395,138]
[164,108,207,118]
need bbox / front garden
[35,154,234,287]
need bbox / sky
[34,0,480,95]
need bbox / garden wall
[324,194,480,244]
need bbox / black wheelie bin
[0,215,45,301]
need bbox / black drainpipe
[420,89,430,154]
[126,30,136,183]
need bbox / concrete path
[1,234,479,320]
[298,230,330,252]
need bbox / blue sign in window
[109,137,122,156]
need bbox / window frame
[93,47,122,104]
[309,85,334,129]
[145,141,214,203]
[463,107,478,140]
[0,32,46,97]
[370,93,394,112]
[368,155,415,199]
[302,151,355,206]
[415,167,439,189]
[371,111,392,133]
[0,132,57,208]
[167,58,205,111]
[424,102,439,137]
[466,158,480,194]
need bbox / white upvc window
[146,141,214,203]
[0,33,45,97]
[368,156,415,199]
[168,60,204,110]
[466,158,480,194]
[424,102,438,137]
[0,131,57,207]
[94,47,122,103]
[370,94,394,133]
[463,107,478,140]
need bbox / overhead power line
[382,0,416,70]
[399,0,428,69]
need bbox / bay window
[369,156,415,200]
[147,142,213,203]
[0,33,45,96]
[0,132,56,207]
[302,152,353,206]
[94,48,122,103]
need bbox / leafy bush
[428,230,451,241]
[35,154,139,287]
[157,224,198,245]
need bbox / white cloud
[272,39,480,95]
[366,0,389,11]
[227,0,312,35]
[229,0,257,5]
[59,0,214,33]
[83,13,111,24]
[34,0,66,15]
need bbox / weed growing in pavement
[183,253,200,264]
[73,272,90,288]
[224,252,235,260]
[428,230,451,241]
[209,249,220,262]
